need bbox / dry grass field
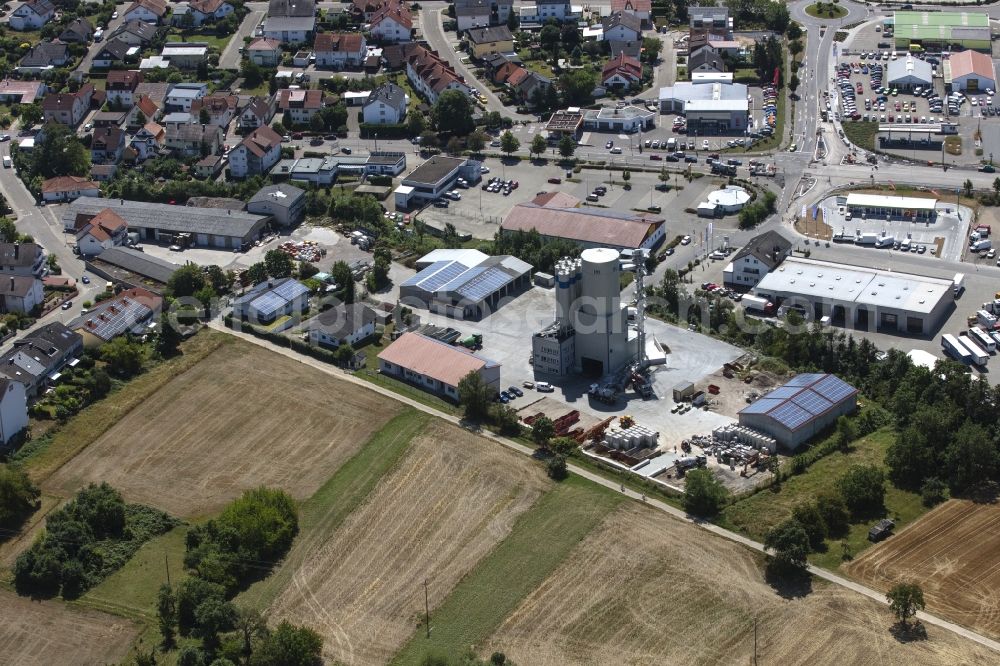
[847,499,1000,640]
[43,341,402,517]
[0,590,138,665]
[483,504,996,666]
[269,420,551,666]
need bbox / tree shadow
[889,621,928,643]
[764,561,813,599]
[966,482,999,505]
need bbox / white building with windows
[362,83,407,124]
[722,230,792,289]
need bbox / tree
[788,74,800,94]
[157,583,178,648]
[234,607,268,666]
[547,454,568,480]
[788,40,803,57]
[329,261,355,304]
[531,416,555,446]
[264,249,293,278]
[622,169,631,187]
[177,578,228,636]
[407,111,427,137]
[250,621,323,666]
[500,130,519,156]
[193,598,237,651]
[446,136,464,155]
[168,264,207,298]
[887,582,925,630]
[835,415,857,452]
[310,112,325,133]
[489,404,521,435]
[764,519,810,572]
[836,464,885,518]
[0,465,40,530]
[559,69,597,105]
[101,336,146,378]
[920,477,947,507]
[994,177,1000,196]
[506,10,519,31]
[466,130,486,152]
[246,262,268,285]
[431,90,475,136]
[199,108,211,125]
[945,421,997,493]
[0,218,17,243]
[33,123,90,179]
[791,502,828,551]
[457,370,491,421]
[964,179,974,197]
[814,491,850,538]
[530,133,547,159]
[540,24,560,55]
[558,134,576,159]
[681,468,728,517]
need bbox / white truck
[970,327,997,353]
[742,295,775,315]
[855,232,879,245]
[976,309,997,329]
[958,335,990,366]
[942,334,973,363]
[953,273,965,297]
[875,235,895,248]
[971,238,992,252]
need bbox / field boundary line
[208,321,1000,655]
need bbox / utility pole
[424,579,430,639]
[753,616,758,666]
[165,551,171,587]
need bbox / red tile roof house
[314,31,367,69]
[602,52,643,89]
[610,0,651,24]
[190,94,239,127]
[377,331,501,401]
[370,0,412,44]
[404,44,472,103]
[276,88,326,124]
[246,37,282,67]
[228,125,283,178]
[105,70,143,107]
[42,84,95,126]
[75,208,128,256]
[41,176,101,203]
[123,0,168,24]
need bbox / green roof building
[892,11,991,52]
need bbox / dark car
[309,137,323,146]
[509,386,523,397]
[980,164,996,173]
[650,154,662,160]
[666,155,679,162]
[605,140,614,149]
[684,155,698,163]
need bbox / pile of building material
[711,423,777,452]
[603,421,659,451]
[276,240,326,262]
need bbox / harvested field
[484,504,996,666]
[270,420,550,666]
[847,499,1000,639]
[0,590,138,665]
[44,341,402,517]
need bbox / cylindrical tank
[555,257,582,325]
[580,248,621,313]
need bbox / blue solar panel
[791,391,833,415]
[812,375,857,402]
[417,261,469,292]
[457,266,514,301]
[769,401,813,430]
[783,373,824,387]
[272,279,309,302]
[741,397,782,414]
[401,260,451,287]
[440,266,487,293]
[763,386,800,400]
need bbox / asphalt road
[218,5,266,70]
[76,3,130,74]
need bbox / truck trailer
[953,273,965,297]
[958,335,990,366]
[742,295,775,315]
[942,334,973,363]
[970,327,997,353]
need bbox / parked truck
[942,334,973,363]
[588,383,618,404]
[742,295,775,315]
[958,335,990,366]
[675,455,708,474]
[457,333,483,350]
[970,327,996,353]
[971,239,992,252]
[953,273,965,297]
[875,235,895,248]
[855,232,879,245]
[977,309,998,329]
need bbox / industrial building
[887,54,932,90]
[843,192,937,221]
[399,249,533,319]
[393,155,482,209]
[946,49,996,92]
[544,105,655,137]
[738,373,858,450]
[378,331,501,401]
[532,249,638,377]
[892,10,990,52]
[658,80,748,133]
[753,257,954,335]
[503,192,665,251]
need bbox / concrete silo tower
[573,248,636,376]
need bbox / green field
[390,476,624,665]
[843,121,878,151]
[718,429,926,569]
[236,409,430,611]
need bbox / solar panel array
[455,266,515,302]
[252,280,310,319]
[86,299,152,341]
[740,373,857,432]
[401,261,451,287]
[413,261,470,293]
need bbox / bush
[682,468,729,517]
[836,464,885,519]
[547,454,568,481]
[0,464,40,530]
[920,477,947,507]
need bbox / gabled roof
[602,52,642,81]
[42,176,100,194]
[94,246,178,283]
[134,94,160,119]
[111,19,159,42]
[76,208,128,242]
[239,125,283,157]
[602,10,641,34]
[371,0,412,29]
[107,69,142,90]
[505,66,529,86]
[733,230,791,269]
[18,0,55,17]
[0,242,43,268]
[59,17,94,39]
[467,25,512,44]
[247,36,281,51]
[740,373,857,432]
[125,0,168,18]
[404,44,467,93]
[378,332,498,388]
[950,49,995,80]
[0,276,40,298]
[96,38,132,61]
[269,0,315,16]
[73,287,160,341]
[503,192,663,249]
[314,31,364,53]
[189,0,229,13]
[190,94,238,116]
[611,0,651,11]
[233,277,310,318]
[242,96,275,120]
[304,303,375,339]
[277,87,324,110]
[365,82,406,110]
[18,41,68,68]
[92,126,126,149]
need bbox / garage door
[907,316,923,333]
[879,312,897,329]
[214,235,227,248]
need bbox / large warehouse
[844,192,937,221]
[503,192,666,251]
[893,10,990,52]
[739,373,858,450]
[399,249,533,319]
[946,49,996,92]
[753,257,954,335]
[887,54,932,90]
[658,80,748,133]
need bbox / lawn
[389,476,624,665]
[166,30,233,51]
[805,2,847,19]
[842,120,878,151]
[718,429,927,570]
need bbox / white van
[535,382,554,393]
[2,156,10,169]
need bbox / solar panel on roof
[782,373,824,387]
[416,261,468,292]
[401,260,451,287]
[439,265,487,293]
[741,397,783,414]
[812,375,856,402]
[791,390,833,416]
[272,279,309,302]
[457,267,514,301]
[770,401,813,430]
[763,386,800,400]
[253,292,287,318]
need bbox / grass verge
[842,121,878,151]
[20,330,231,483]
[805,2,847,19]
[717,429,926,570]
[390,475,624,665]
[236,408,430,611]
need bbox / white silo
[554,256,582,325]
[572,248,636,376]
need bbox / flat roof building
[893,10,990,51]
[739,373,858,450]
[753,256,954,335]
[844,192,937,221]
[394,155,481,209]
[658,80,749,133]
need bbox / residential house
[160,42,209,69]
[370,0,412,43]
[0,80,46,105]
[362,82,407,124]
[91,110,127,128]
[93,39,135,68]
[377,331,501,401]
[689,46,725,74]
[190,94,238,127]
[109,19,160,47]
[41,176,101,202]
[194,154,224,179]
[75,208,128,256]
[246,36,282,66]
[228,125,283,177]
[314,32,367,68]
[0,322,84,398]
[610,0,650,24]
[723,230,792,289]
[58,18,95,43]
[91,126,127,164]
[90,164,118,182]
[260,15,316,44]
[162,111,193,131]
[454,0,513,31]
[127,94,162,128]
[0,243,46,278]
[238,95,277,130]
[72,287,161,347]
[165,82,207,111]
[305,302,376,348]
[608,39,642,59]
[404,44,472,103]
[0,277,43,315]
[517,0,575,25]
[602,11,641,42]
[9,0,55,31]
[166,123,223,156]
[689,7,731,36]
[127,121,165,161]
[349,0,380,21]
[268,0,315,16]
[184,0,235,26]
[233,277,310,325]
[277,88,325,124]
[466,25,513,59]
[42,84,94,126]
[513,70,551,103]
[105,70,143,107]
[16,41,69,75]
[247,183,305,227]
[124,0,169,24]
[602,52,642,88]
[0,379,28,446]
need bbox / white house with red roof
[314,31,367,68]
[602,52,643,88]
[228,125,283,177]
[370,0,412,43]
[75,209,129,256]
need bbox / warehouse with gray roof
[65,197,270,249]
